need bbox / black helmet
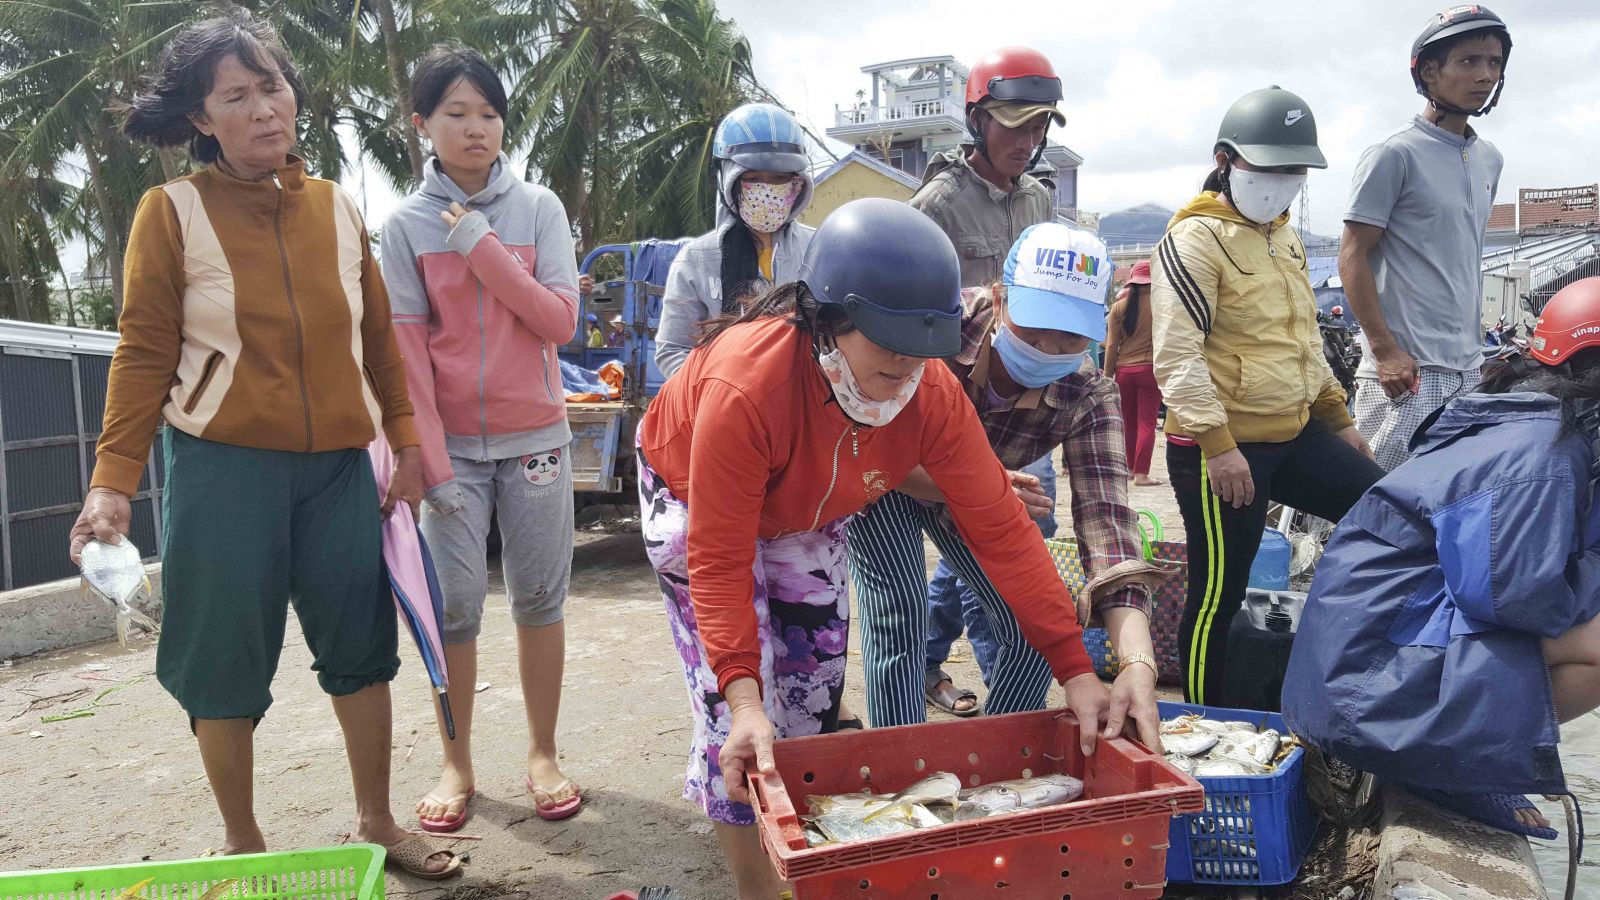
[799,198,962,358]
[1409,5,1512,116]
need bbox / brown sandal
[383,833,463,880]
[925,669,981,717]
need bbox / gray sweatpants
[421,446,575,643]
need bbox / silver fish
[805,791,887,816]
[1162,731,1220,757]
[888,771,962,807]
[79,538,160,647]
[1165,753,1198,774]
[1161,713,1203,735]
[814,799,941,843]
[1212,730,1282,768]
[1193,757,1270,777]
[955,773,1084,820]
[1189,718,1257,735]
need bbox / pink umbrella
[369,437,456,739]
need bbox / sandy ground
[0,456,1228,900]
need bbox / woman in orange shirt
[637,199,1141,898]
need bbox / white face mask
[817,346,923,426]
[737,179,799,234]
[1227,168,1307,225]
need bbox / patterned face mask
[816,344,924,426]
[737,178,799,234]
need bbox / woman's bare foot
[360,818,455,874]
[1133,475,1163,487]
[415,761,474,826]
[1514,806,1551,830]
[220,827,266,856]
[528,752,579,807]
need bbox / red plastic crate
[752,709,1204,899]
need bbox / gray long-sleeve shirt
[654,160,816,378]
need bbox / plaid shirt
[944,289,1160,618]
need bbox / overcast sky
[718,0,1599,237]
[52,1,1600,283]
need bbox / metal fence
[0,320,163,592]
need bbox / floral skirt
[637,451,850,824]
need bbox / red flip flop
[526,776,582,821]
[417,787,475,833]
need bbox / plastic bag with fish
[79,538,160,647]
[955,773,1084,821]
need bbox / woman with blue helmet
[637,199,1117,897]
[654,102,815,378]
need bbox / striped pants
[1166,420,1383,707]
[1353,370,1476,472]
[847,491,1055,727]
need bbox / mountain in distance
[1097,203,1176,248]
[1096,202,1339,249]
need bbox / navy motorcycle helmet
[1409,5,1512,116]
[799,198,962,359]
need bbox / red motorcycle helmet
[1530,277,1600,365]
[965,46,1063,109]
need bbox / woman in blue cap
[848,223,1166,743]
[654,102,815,378]
[637,199,1117,897]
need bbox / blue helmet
[713,102,808,173]
[800,198,962,359]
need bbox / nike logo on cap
[1285,109,1306,126]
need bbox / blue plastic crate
[1159,701,1319,886]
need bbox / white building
[827,55,1086,226]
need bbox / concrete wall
[799,163,917,228]
[0,565,162,659]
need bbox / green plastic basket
[0,845,386,900]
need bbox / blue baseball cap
[1002,223,1112,342]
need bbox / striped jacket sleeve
[1151,223,1234,457]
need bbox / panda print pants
[420,447,575,644]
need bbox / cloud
[725,0,1600,236]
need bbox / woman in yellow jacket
[1151,87,1383,706]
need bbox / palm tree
[0,0,191,317]
[0,0,777,318]
[613,0,760,240]
[508,0,654,247]
[509,0,768,247]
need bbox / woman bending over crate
[635,199,1129,899]
[1284,277,1600,841]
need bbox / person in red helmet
[1284,276,1600,841]
[911,46,1065,288]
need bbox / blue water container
[1248,528,1291,590]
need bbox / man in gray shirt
[1341,6,1510,470]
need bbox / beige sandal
[382,833,463,880]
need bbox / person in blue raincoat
[1284,277,1600,840]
